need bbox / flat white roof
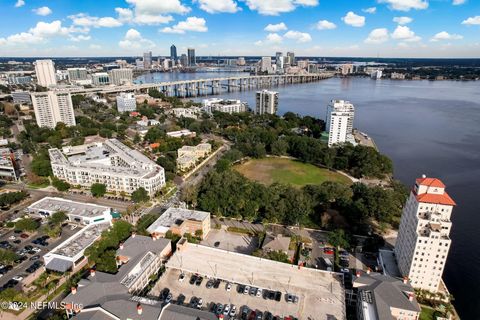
[146,207,210,234]
[28,197,110,218]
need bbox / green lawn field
[234,157,352,187]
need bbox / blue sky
[0,0,479,58]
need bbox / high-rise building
[143,51,152,69]
[187,48,196,67]
[275,52,284,73]
[170,45,177,63]
[395,176,456,293]
[325,100,355,147]
[34,59,57,87]
[340,64,354,75]
[286,52,296,66]
[116,92,137,112]
[260,57,273,74]
[180,54,188,67]
[237,57,246,66]
[92,73,109,86]
[67,68,88,83]
[31,91,76,128]
[255,90,278,115]
[108,69,133,86]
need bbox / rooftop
[416,192,456,206]
[416,177,445,188]
[28,197,110,218]
[166,243,345,320]
[146,207,210,235]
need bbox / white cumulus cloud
[365,28,390,43]
[69,35,91,42]
[431,31,463,41]
[462,16,480,25]
[119,28,155,49]
[0,20,75,46]
[363,7,377,14]
[33,6,52,16]
[452,0,466,5]
[378,0,428,11]
[195,0,239,13]
[125,0,190,14]
[14,0,25,8]
[393,16,413,25]
[161,17,208,34]
[284,30,312,42]
[391,25,421,41]
[342,12,366,27]
[69,14,123,28]
[316,20,337,30]
[244,0,318,16]
[264,22,288,32]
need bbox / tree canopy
[91,183,107,198]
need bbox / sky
[0,0,479,58]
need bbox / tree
[266,250,290,263]
[328,229,350,250]
[49,211,67,226]
[131,187,150,203]
[90,183,107,197]
[15,218,40,232]
[0,249,17,265]
[52,177,70,192]
[271,139,289,156]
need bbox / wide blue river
[137,72,480,318]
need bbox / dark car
[213,279,221,288]
[264,311,273,320]
[195,276,203,286]
[177,294,185,305]
[256,311,263,319]
[274,291,282,301]
[237,284,245,293]
[14,256,27,264]
[189,275,197,285]
[214,241,220,247]
[13,240,21,244]
[160,288,170,300]
[209,302,217,313]
[240,306,249,320]
[249,287,257,296]
[206,279,214,289]
[189,297,198,308]
[268,290,276,300]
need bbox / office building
[116,92,137,112]
[34,59,57,87]
[43,222,111,273]
[31,91,76,128]
[297,60,309,69]
[146,207,211,239]
[170,44,177,63]
[340,64,354,75]
[176,143,211,171]
[11,90,32,104]
[143,51,152,69]
[91,72,109,86]
[8,75,32,85]
[353,271,421,320]
[308,63,319,74]
[202,98,248,114]
[187,48,196,67]
[395,176,456,293]
[287,52,296,66]
[325,100,355,147]
[255,90,278,115]
[260,56,273,74]
[108,68,133,86]
[162,58,172,70]
[49,139,166,196]
[135,58,144,69]
[0,148,19,181]
[237,57,246,66]
[276,52,284,73]
[371,69,383,80]
[28,197,112,225]
[67,68,88,83]
[62,235,172,319]
[171,107,201,119]
[180,54,188,67]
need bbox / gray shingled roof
[262,233,291,252]
[354,272,421,320]
[46,258,73,272]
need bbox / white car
[32,247,41,253]
[226,282,232,291]
[256,288,262,297]
[8,236,16,240]
[229,305,236,317]
[223,304,230,315]
[178,273,185,282]
[12,276,24,281]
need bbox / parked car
[286,293,293,303]
[189,275,197,285]
[165,293,173,304]
[177,294,185,305]
[256,288,262,297]
[215,303,224,315]
[20,233,29,239]
[274,291,282,302]
[178,273,185,282]
[226,282,232,291]
[243,285,250,295]
[206,279,214,289]
[223,304,231,315]
[8,236,15,240]
[323,247,334,255]
[12,275,23,282]
[29,255,40,261]
[195,276,203,286]
[229,305,236,317]
[213,279,221,288]
[249,286,257,296]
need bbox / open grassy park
[234,157,352,187]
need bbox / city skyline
[0,0,479,58]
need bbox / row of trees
[0,191,28,208]
[191,165,407,234]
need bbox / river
[137,72,480,318]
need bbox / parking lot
[152,268,301,319]
[201,228,259,255]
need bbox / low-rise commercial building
[0,148,19,181]
[49,139,165,196]
[11,90,32,104]
[202,98,248,114]
[352,272,421,320]
[176,143,211,171]
[27,197,112,225]
[92,72,109,86]
[43,222,110,272]
[62,235,172,318]
[146,207,211,239]
[166,129,196,138]
[171,107,200,119]
[116,92,137,112]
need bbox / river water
[137,72,480,318]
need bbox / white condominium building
[31,91,76,128]
[255,90,278,115]
[67,68,88,82]
[395,176,456,293]
[108,68,133,86]
[202,98,248,114]
[325,99,355,147]
[49,139,165,196]
[34,59,57,87]
[116,92,137,112]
